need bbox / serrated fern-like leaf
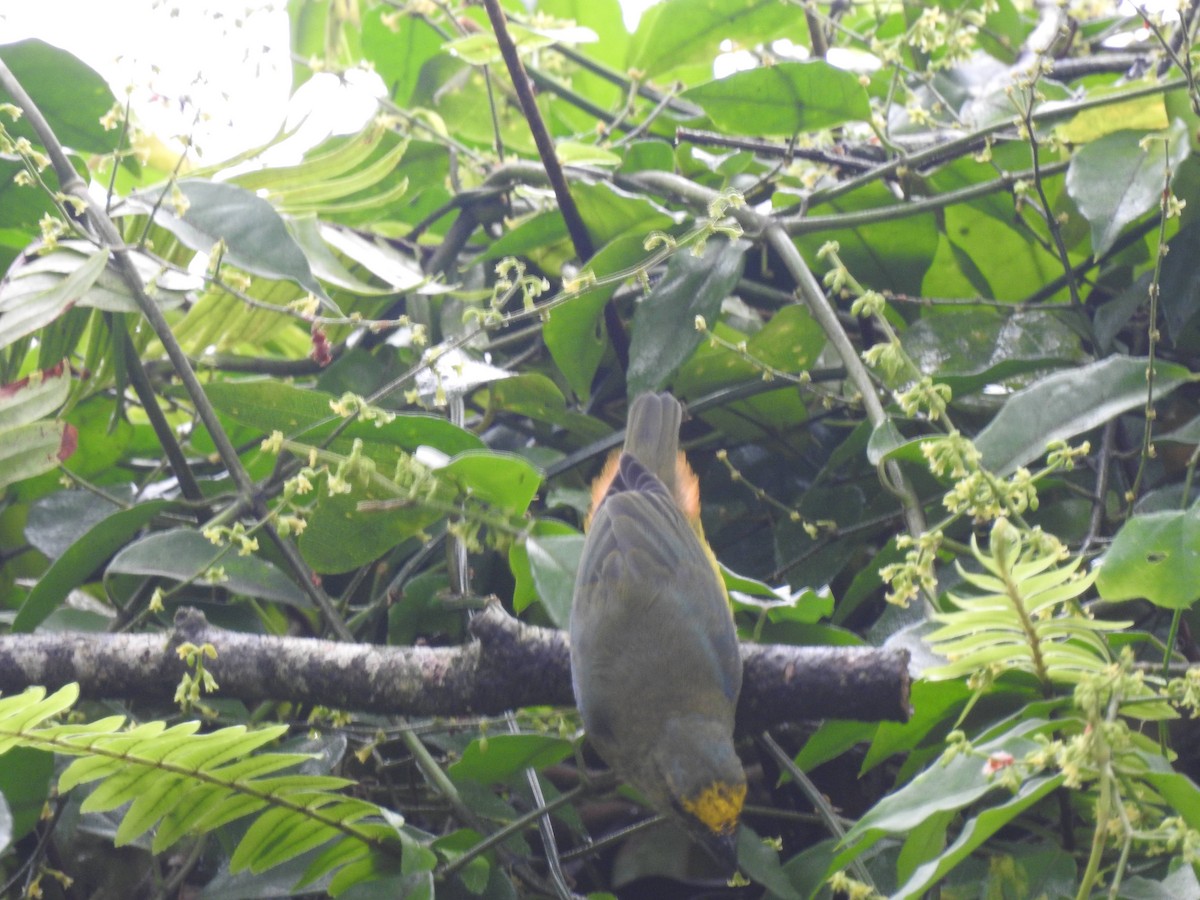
[926,519,1123,689]
[0,682,404,891]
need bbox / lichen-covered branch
[0,606,911,726]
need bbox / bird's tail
[588,393,700,526]
[623,392,683,492]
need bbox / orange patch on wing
[674,451,700,524]
[588,449,703,531]
[586,449,623,529]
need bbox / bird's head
[645,716,746,873]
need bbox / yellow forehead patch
[681,781,746,835]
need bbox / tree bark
[0,605,912,727]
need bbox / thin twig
[760,732,876,890]
[480,0,630,370]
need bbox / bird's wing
[571,455,742,734]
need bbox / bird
[570,392,745,872]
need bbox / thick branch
[0,606,911,727]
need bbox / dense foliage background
[3,0,1200,896]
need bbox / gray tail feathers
[623,392,683,494]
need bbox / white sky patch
[1,0,380,163]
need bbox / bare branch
[0,605,912,726]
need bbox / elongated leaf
[361,8,445,108]
[270,138,407,206]
[682,61,870,135]
[288,215,391,295]
[106,529,309,607]
[448,734,573,784]
[1158,219,1200,344]
[525,533,584,627]
[319,225,425,291]
[14,500,171,633]
[975,357,1193,475]
[510,519,578,614]
[838,717,1057,865]
[483,373,611,442]
[446,23,596,65]
[0,247,108,350]
[544,232,648,400]
[1066,119,1189,258]
[0,242,197,324]
[627,238,749,395]
[0,747,51,849]
[892,774,1066,899]
[133,180,328,300]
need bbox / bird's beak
[698,827,739,876]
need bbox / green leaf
[510,519,579,615]
[727,575,832,625]
[0,748,52,846]
[1139,752,1200,828]
[287,215,392,295]
[1057,95,1170,144]
[975,357,1194,476]
[627,238,749,396]
[483,373,611,442]
[432,829,492,894]
[0,247,109,350]
[1121,866,1200,899]
[901,309,1086,396]
[14,500,172,633]
[0,420,74,493]
[441,450,542,515]
[556,141,622,168]
[794,719,878,772]
[448,734,574,784]
[203,380,484,456]
[0,243,194,348]
[1066,120,1190,258]
[736,824,800,898]
[861,679,974,773]
[673,305,824,438]
[1157,218,1200,344]
[628,0,799,79]
[893,775,1066,899]
[318,225,425,290]
[935,202,1072,302]
[544,232,651,400]
[524,533,584,628]
[106,529,310,607]
[573,182,681,247]
[362,8,445,108]
[134,180,328,300]
[1097,508,1200,609]
[446,23,596,65]
[0,39,120,156]
[798,182,939,297]
[300,480,441,575]
[839,717,1057,860]
[0,363,70,431]
[682,61,870,135]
